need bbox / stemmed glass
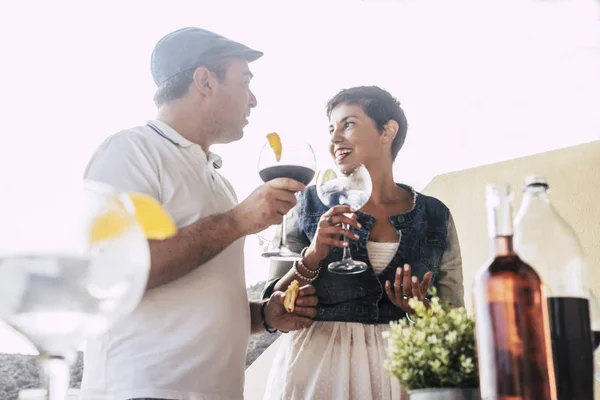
[0,181,169,400]
[315,163,372,274]
[258,135,316,261]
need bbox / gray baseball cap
[150,27,264,86]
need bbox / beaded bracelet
[298,246,321,276]
[293,260,320,282]
[298,259,320,276]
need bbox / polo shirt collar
[147,119,223,169]
[147,119,195,148]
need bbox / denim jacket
[263,184,464,324]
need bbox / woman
[262,86,464,400]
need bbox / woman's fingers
[402,264,411,296]
[421,271,433,294]
[317,226,359,240]
[318,214,360,230]
[394,267,403,301]
[411,276,423,298]
[318,236,349,248]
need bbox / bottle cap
[523,175,549,190]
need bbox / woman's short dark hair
[153,60,230,107]
[326,86,408,161]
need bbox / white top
[80,120,249,400]
[367,239,400,274]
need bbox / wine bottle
[474,183,557,400]
[514,176,593,400]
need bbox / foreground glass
[0,181,151,400]
[258,135,316,261]
[315,163,372,274]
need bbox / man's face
[210,57,257,144]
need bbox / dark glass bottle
[514,176,593,400]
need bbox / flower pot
[408,387,480,400]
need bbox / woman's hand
[385,263,433,314]
[302,205,361,269]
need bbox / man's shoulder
[84,124,162,180]
[97,124,157,152]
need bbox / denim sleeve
[261,201,310,299]
[436,211,465,308]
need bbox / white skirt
[263,321,409,400]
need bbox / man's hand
[385,264,433,314]
[231,178,306,235]
[264,284,318,332]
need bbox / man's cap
[151,27,263,86]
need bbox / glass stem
[39,353,72,400]
[341,223,352,261]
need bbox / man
[80,27,318,400]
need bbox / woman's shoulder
[397,182,451,216]
[417,192,449,210]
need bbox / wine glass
[315,163,372,274]
[258,135,316,261]
[0,181,154,400]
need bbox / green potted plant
[384,294,480,400]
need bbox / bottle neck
[488,197,514,237]
[486,184,515,257]
[494,236,515,256]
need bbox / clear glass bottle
[474,183,557,400]
[514,175,593,400]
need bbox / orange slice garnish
[266,132,282,162]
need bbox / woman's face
[328,103,383,169]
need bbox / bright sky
[0,0,599,353]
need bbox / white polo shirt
[80,120,250,400]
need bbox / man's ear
[382,120,399,144]
[192,67,216,97]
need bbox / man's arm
[147,211,243,289]
[249,301,266,334]
[85,133,240,289]
[147,179,306,288]
[85,132,305,289]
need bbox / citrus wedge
[90,207,130,244]
[266,132,282,162]
[316,168,338,186]
[126,193,177,240]
[91,192,177,243]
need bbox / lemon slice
[91,192,177,243]
[266,132,282,162]
[316,168,338,186]
[126,193,177,240]
[90,204,130,244]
